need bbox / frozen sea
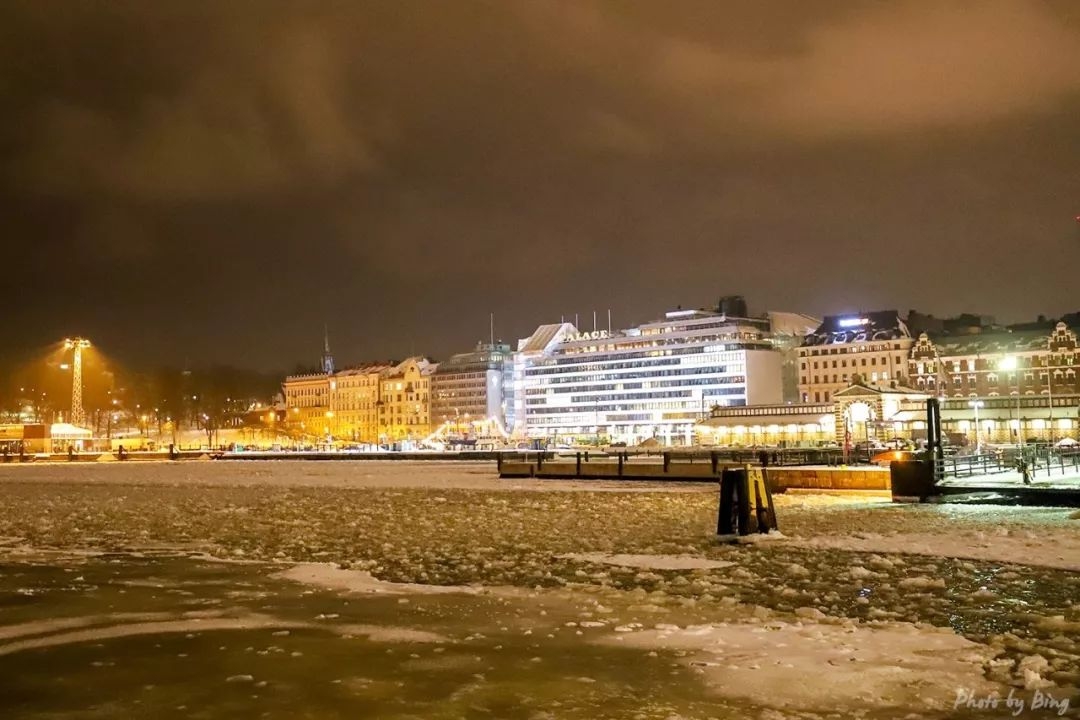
[0,460,1076,719]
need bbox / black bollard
[717,468,742,535]
[575,452,582,476]
[718,466,778,537]
[663,451,671,473]
[710,451,719,475]
[618,452,625,477]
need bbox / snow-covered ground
[0,461,1076,718]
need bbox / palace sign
[565,330,610,342]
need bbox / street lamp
[1043,355,1055,443]
[998,356,1022,444]
[968,400,984,451]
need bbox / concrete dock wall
[498,459,890,491]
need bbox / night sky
[4,1,1080,372]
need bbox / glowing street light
[998,356,1022,443]
[63,337,91,427]
[968,400,984,451]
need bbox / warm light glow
[1059,419,1072,429]
[847,402,871,423]
[998,356,1018,372]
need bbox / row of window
[801,371,903,385]
[802,355,903,371]
[800,343,905,356]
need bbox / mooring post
[576,452,582,475]
[618,452,625,476]
[710,450,719,475]
[663,451,671,473]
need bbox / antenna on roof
[575,313,579,328]
[489,313,495,346]
[607,309,612,334]
[593,310,597,332]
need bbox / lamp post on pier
[968,400,984,452]
[998,356,1022,445]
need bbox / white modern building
[515,308,786,446]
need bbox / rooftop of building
[802,310,910,347]
[517,323,577,354]
[334,363,393,377]
[918,325,1071,356]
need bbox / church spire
[321,324,335,374]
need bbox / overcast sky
[4,0,1080,371]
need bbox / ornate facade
[797,311,914,404]
[908,322,1080,399]
[378,357,436,443]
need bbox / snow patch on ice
[558,553,734,571]
[333,624,450,644]
[603,619,1006,712]
[0,614,306,656]
[789,531,1080,571]
[273,562,482,596]
[734,531,787,544]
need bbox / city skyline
[3,1,1080,370]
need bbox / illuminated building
[282,334,391,443]
[695,403,837,446]
[516,305,790,446]
[908,320,1080,443]
[282,372,332,440]
[378,357,436,444]
[430,343,511,438]
[333,364,391,443]
[510,323,578,439]
[797,311,915,404]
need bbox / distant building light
[838,318,870,328]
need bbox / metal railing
[937,444,1080,481]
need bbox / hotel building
[516,307,789,446]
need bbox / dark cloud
[2,0,1080,371]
